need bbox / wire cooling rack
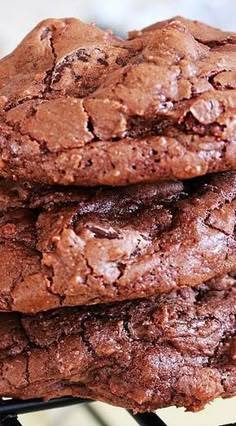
[0,397,235,426]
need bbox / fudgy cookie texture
[0,275,235,411]
[0,17,235,185]
[0,172,235,313]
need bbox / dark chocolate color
[0,275,235,412]
[0,172,235,313]
[0,17,235,185]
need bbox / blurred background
[0,0,236,56]
[0,0,235,425]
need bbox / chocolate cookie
[130,15,236,46]
[0,274,235,412]
[0,172,235,313]
[0,18,235,185]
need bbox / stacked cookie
[0,16,235,413]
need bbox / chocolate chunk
[0,275,235,412]
[0,172,235,313]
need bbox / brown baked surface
[0,17,235,185]
[0,274,235,412]
[0,172,235,313]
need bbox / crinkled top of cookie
[130,15,236,46]
[0,276,235,411]
[0,172,235,313]
[0,17,235,185]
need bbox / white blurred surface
[19,398,236,426]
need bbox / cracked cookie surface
[0,274,235,411]
[0,17,235,185]
[0,172,235,313]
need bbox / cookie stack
[0,16,235,413]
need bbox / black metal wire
[0,416,22,426]
[218,424,236,426]
[85,404,112,426]
[129,412,167,426]
[0,397,89,415]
